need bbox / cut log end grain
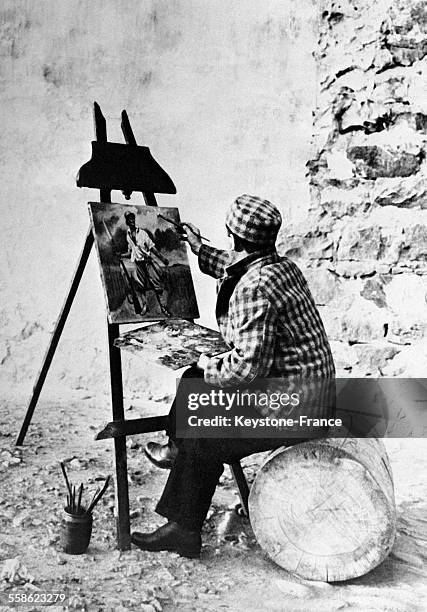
[248,438,396,582]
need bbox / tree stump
[248,438,396,582]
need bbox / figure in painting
[122,211,171,317]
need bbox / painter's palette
[115,320,229,370]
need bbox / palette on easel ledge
[114,320,229,370]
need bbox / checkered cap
[225,194,282,246]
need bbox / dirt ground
[0,388,426,612]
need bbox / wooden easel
[16,102,176,547]
[16,103,250,550]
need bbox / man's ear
[227,233,236,251]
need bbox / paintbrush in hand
[157,212,210,242]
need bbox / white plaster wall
[0,0,318,397]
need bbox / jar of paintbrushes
[59,462,110,554]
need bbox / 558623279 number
[1,592,68,606]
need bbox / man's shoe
[131,521,201,558]
[144,440,178,469]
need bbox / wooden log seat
[248,438,396,582]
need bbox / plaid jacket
[198,244,335,387]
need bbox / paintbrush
[156,212,210,242]
[77,483,84,514]
[60,461,73,499]
[87,487,100,512]
[86,476,111,514]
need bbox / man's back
[247,255,335,378]
[204,247,335,386]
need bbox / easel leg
[16,227,94,446]
[108,323,131,550]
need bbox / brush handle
[88,487,100,512]
[157,213,210,242]
[87,476,110,514]
[77,484,83,513]
[60,462,73,498]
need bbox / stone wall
[281,0,427,376]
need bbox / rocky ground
[0,388,426,612]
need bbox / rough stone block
[400,223,427,260]
[335,221,427,269]
[332,261,383,277]
[325,150,354,180]
[360,276,391,308]
[280,226,336,262]
[311,339,402,376]
[317,0,392,74]
[388,320,427,344]
[322,296,388,344]
[380,232,406,266]
[352,343,401,376]
[382,339,427,376]
[407,58,427,113]
[347,144,422,179]
[371,69,410,106]
[337,226,382,260]
[383,273,427,338]
[373,172,427,208]
[415,112,427,133]
[338,93,399,135]
[384,1,427,67]
[319,183,374,218]
[369,201,427,224]
[329,340,355,374]
[303,267,345,306]
[387,40,427,68]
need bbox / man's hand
[196,353,210,371]
[180,222,203,255]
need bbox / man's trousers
[155,367,306,532]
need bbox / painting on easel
[88,202,199,323]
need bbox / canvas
[88,202,199,323]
